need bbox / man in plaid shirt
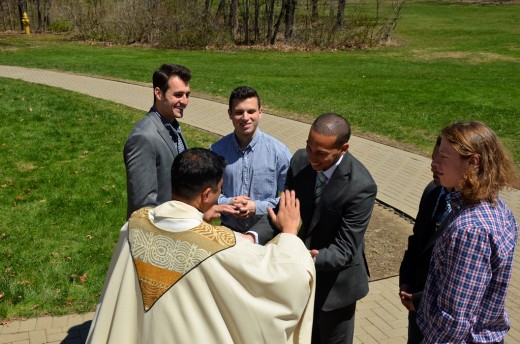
[417,121,519,344]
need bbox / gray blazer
[254,149,377,311]
[124,109,187,219]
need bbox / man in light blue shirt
[210,86,292,238]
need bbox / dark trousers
[407,311,423,344]
[312,302,356,344]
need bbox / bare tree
[43,0,50,31]
[335,0,346,29]
[5,0,15,30]
[0,1,7,30]
[35,0,42,31]
[253,0,259,42]
[311,0,318,19]
[266,0,276,43]
[270,1,285,44]
[230,0,239,41]
[18,0,28,30]
[216,0,227,22]
[244,0,250,44]
[284,0,297,40]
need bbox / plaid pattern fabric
[417,191,518,343]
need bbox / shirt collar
[152,201,203,220]
[447,191,464,210]
[150,201,203,233]
[233,129,263,152]
[320,154,344,180]
[152,106,180,130]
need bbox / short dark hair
[153,64,191,94]
[228,86,261,110]
[171,148,226,200]
[311,113,351,146]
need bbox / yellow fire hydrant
[22,12,30,35]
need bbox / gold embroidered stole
[128,207,236,311]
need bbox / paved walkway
[0,65,519,343]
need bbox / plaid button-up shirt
[417,191,518,343]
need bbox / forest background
[2,0,404,49]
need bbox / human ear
[202,187,212,201]
[469,154,481,174]
[469,154,480,167]
[340,142,350,154]
[154,87,163,101]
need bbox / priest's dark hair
[171,148,226,200]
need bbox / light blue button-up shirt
[210,130,292,232]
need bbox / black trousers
[312,302,356,344]
[407,311,423,344]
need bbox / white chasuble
[86,202,315,344]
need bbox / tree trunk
[205,0,212,14]
[335,0,346,28]
[36,0,42,31]
[244,0,250,45]
[311,0,318,19]
[18,0,26,30]
[271,1,285,44]
[5,0,14,31]
[216,0,226,22]
[0,1,6,31]
[229,0,238,42]
[44,0,51,31]
[284,0,297,40]
[253,0,259,43]
[266,0,275,44]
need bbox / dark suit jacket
[124,108,187,219]
[399,181,444,310]
[255,149,377,312]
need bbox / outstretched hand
[203,204,239,222]
[267,190,300,235]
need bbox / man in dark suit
[256,113,377,344]
[124,64,191,219]
[398,136,448,344]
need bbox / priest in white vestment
[86,148,316,344]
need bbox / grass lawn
[0,1,518,163]
[0,78,220,319]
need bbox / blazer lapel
[308,154,351,235]
[148,113,179,156]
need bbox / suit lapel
[148,113,179,156]
[419,190,446,255]
[308,154,351,235]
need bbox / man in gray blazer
[124,64,191,219]
[255,113,377,343]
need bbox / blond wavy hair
[441,121,519,205]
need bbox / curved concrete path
[0,65,519,343]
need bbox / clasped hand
[229,196,256,219]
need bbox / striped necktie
[314,172,328,204]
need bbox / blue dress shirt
[210,130,292,232]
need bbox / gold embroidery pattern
[191,222,236,246]
[128,208,236,311]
